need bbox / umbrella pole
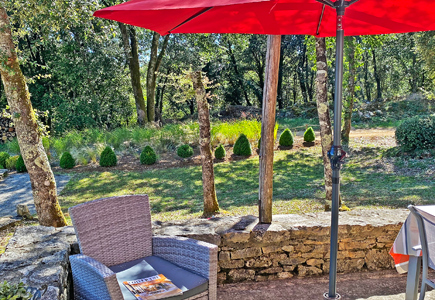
[324,2,346,299]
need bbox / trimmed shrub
[304,127,316,142]
[214,144,226,159]
[140,146,157,165]
[16,155,27,173]
[279,129,294,147]
[5,155,18,170]
[60,152,76,169]
[177,144,193,158]
[99,146,117,167]
[233,134,252,156]
[396,115,435,152]
[0,152,10,169]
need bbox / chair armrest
[152,236,218,280]
[413,245,422,251]
[69,254,123,300]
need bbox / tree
[314,37,333,210]
[190,71,219,216]
[0,6,66,226]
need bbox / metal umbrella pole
[322,0,347,298]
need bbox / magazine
[123,274,183,300]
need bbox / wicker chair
[69,195,217,300]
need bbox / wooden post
[191,71,219,216]
[259,35,281,224]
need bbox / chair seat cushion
[110,256,208,300]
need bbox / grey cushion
[110,256,208,300]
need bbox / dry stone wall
[0,114,15,143]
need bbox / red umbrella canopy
[94,0,435,37]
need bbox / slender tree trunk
[372,49,382,99]
[0,7,66,227]
[363,52,371,102]
[228,40,252,106]
[341,37,356,146]
[259,35,280,224]
[315,37,333,210]
[147,32,169,122]
[119,23,147,125]
[191,71,219,216]
[277,35,285,109]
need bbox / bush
[214,144,226,159]
[99,146,117,167]
[0,281,33,300]
[279,129,294,147]
[233,134,252,156]
[304,127,316,142]
[60,152,76,169]
[396,115,435,152]
[258,137,261,149]
[177,144,193,158]
[5,155,18,170]
[0,152,10,169]
[140,146,157,165]
[16,155,27,173]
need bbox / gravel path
[0,173,70,217]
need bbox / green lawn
[58,141,435,222]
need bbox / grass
[58,134,435,222]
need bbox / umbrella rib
[316,0,334,8]
[316,4,326,35]
[168,7,214,33]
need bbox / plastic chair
[408,205,435,300]
[69,195,217,300]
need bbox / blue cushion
[110,256,208,300]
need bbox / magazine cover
[123,274,183,300]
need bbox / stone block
[365,249,393,270]
[279,257,306,266]
[301,252,324,259]
[377,236,394,243]
[306,259,324,266]
[259,266,283,274]
[283,265,296,272]
[262,245,281,254]
[222,231,251,244]
[295,244,314,252]
[282,245,294,253]
[277,272,293,279]
[245,257,272,268]
[339,238,377,251]
[298,265,323,277]
[254,275,270,282]
[228,269,256,282]
[217,272,227,285]
[219,259,244,269]
[219,251,231,261]
[231,247,262,259]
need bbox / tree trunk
[259,35,281,224]
[372,49,382,99]
[0,7,66,227]
[190,71,219,217]
[228,40,252,106]
[341,37,356,146]
[277,35,285,109]
[315,37,333,210]
[147,32,169,122]
[119,23,147,125]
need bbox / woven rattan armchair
[69,195,217,300]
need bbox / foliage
[395,115,435,152]
[214,144,226,159]
[16,155,27,173]
[177,144,193,158]
[140,146,157,165]
[233,134,252,156]
[279,129,294,147]
[0,281,32,300]
[304,127,316,142]
[257,137,261,149]
[5,155,19,170]
[99,147,117,167]
[59,152,76,169]
[0,152,10,169]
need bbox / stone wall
[0,209,410,299]
[0,114,15,143]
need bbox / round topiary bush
[304,127,316,142]
[60,152,76,169]
[177,144,193,158]
[6,155,19,170]
[233,134,252,156]
[396,115,435,152]
[279,129,294,147]
[140,146,157,165]
[16,155,27,173]
[99,146,117,167]
[214,144,226,159]
[0,152,10,169]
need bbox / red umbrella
[94,1,435,299]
